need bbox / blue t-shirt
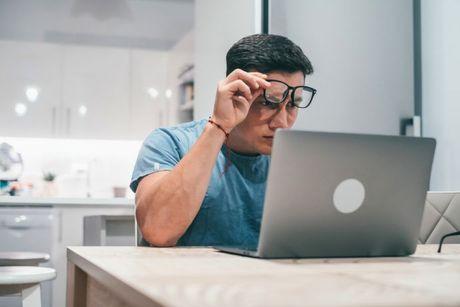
[130,119,270,248]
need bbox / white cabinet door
[52,206,134,307]
[0,42,169,140]
[129,49,169,139]
[61,45,131,139]
[0,41,61,137]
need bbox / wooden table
[67,245,460,307]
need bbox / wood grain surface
[67,244,460,307]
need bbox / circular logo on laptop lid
[333,178,366,214]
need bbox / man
[131,34,314,247]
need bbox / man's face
[231,70,305,155]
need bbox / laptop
[216,129,436,258]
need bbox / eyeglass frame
[263,79,317,109]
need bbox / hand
[211,69,271,132]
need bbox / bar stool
[0,266,56,307]
[0,252,52,306]
[0,252,50,267]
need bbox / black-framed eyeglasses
[263,79,317,109]
[438,231,460,253]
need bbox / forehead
[266,71,305,87]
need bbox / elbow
[142,228,178,247]
[136,206,179,247]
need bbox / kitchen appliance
[0,207,55,307]
[0,143,23,195]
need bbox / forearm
[137,122,226,246]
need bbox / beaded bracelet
[208,118,229,138]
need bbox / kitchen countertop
[0,196,134,207]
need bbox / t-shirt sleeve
[130,128,182,193]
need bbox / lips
[263,136,274,142]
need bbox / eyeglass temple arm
[437,231,460,253]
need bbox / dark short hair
[226,34,313,76]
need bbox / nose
[268,102,290,130]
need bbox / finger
[255,77,271,88]
[248,72,271,88]
[226,69,271,90]
[233,95,250,106]
[233,95,251,112]
[226,69,261,90]
[226,80,252,102]
[251,88,264,102]
[249,71,268,79]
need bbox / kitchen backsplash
[1,136,144,198]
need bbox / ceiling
[0,0,194,50]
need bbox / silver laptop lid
[257,130,436,258]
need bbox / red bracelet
[208,118,229,138]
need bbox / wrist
[204,121,227,143]
[208,118,230,138]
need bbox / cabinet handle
[6,225,31,230]
[58,209,62,243]
[52,106,57,135]
[66,107,71,135]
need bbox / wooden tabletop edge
[66,247,165,307]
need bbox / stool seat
[0,266,56,285]
[0,252,50,266]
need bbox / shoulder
[130,119,208,192]
[162,119,207,139]
[144,119,207,152]
[146,119,207,142]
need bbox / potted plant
[41,171,58,197]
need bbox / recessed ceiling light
[165,89,172,99]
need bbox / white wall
[270,0,414,135]
[193,0,258,120]
[422,0,460,190]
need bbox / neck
[226,130,259,156]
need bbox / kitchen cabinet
[129,49,169,139]
[0,41,61,138]
[0,206,55,307]
[51,204,134,307]
[0,197,134,307]
[60,45,131,139]
[0,40,170,140]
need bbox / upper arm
[135,170,170,205]
[135,170,176,246]
[130,129,182,193]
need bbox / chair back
[419,192,460,244]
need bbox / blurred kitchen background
[0,0,459,306]
[0,0,196,199]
